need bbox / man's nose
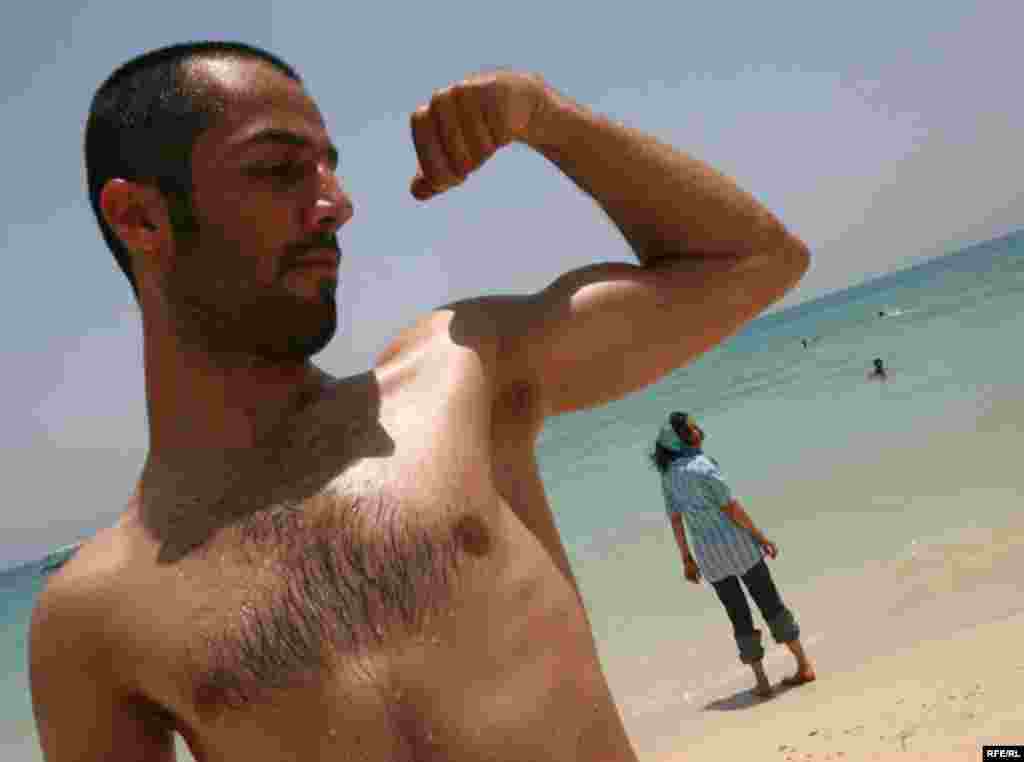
[307,165,354,233]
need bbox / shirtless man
[29,41,809,761]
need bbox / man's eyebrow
[237,128,340,167]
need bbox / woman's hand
[683,556,701,584]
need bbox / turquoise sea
[3,230,1024,759]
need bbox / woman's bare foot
[750,660,773,698]
[781,668,816,687]
[753,681,775,698]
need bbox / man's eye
[250,163,303,183]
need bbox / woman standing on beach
[652,411,816,698]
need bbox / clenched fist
[409,71,549,201]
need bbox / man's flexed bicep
[413,70,809,420]
[498,246,807,418]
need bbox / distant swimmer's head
[86,42,353,363]
[874,358,884,371]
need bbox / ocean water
[3,230,1024,759]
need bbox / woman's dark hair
[649,442,683,473]
[84,41,301,297]
[648,412,694,473]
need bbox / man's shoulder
[375,299,542,404]
[372,297,547,439]
[375,301,505,371]
[28,522,178,755]
[32,526,133,649]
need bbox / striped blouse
[661,452,763,583]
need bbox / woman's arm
[721,498,767,543]
[669,513,701,582]
[722,499,778,558]
[669,513,694,559]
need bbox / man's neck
[132,361,392,562]
[142,340,332,455]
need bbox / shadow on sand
[701,679,804,712]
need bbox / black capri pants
[709,558,800,663]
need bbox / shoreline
[659,608,1024,761]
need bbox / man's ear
[99,179,172,258]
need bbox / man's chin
[246,295,337,362]
[290,310,338,359]
[300,324,337,359]
[280,274,336,302]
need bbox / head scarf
[657,412,701,455]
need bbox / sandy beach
[620,394,1024,762]
[662,608,1024,761]
[584,388,1021,762]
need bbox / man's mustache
[282,234,341,271]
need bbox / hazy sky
[3,1,1022,568]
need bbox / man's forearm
[525,85,804,266]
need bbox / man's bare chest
[120,446,603,759]
[129,465,606,762]
[127,356,555,729]
[139,445,504,716]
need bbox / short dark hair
[84,41,302,296]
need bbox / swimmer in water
[868,357,887,381]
